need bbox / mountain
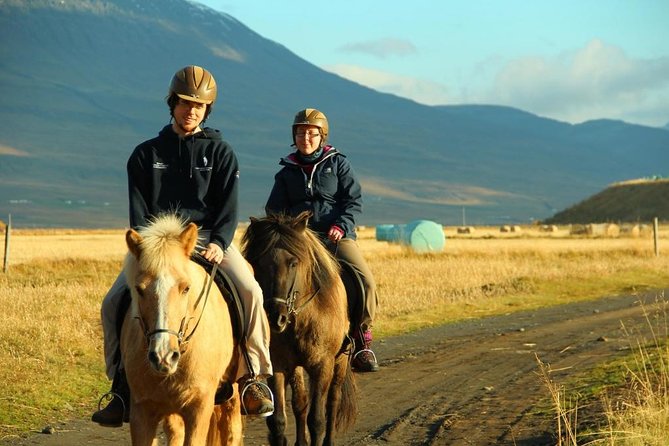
[1,0,669,228]
[545,178,669,224]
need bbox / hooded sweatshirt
[127,124,239,250]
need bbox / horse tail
[335,359,358,432]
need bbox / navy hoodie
[127,124,239,250]
[265,146,362,240]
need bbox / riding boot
[352,327,379,372]
[240,377,274,417]
[91,368,130,427]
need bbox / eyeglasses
[294,131,321,139]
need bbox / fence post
[653,217,659,257]
[3,214,10,273]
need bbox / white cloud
[337,38,417,58]
[323,64,451,105]
[477,39,669,126]
[324,40,669,127]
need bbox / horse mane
[125,213,195,273]
[241,213,341,290]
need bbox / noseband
[266,265,319,320]
[136,263,218,352]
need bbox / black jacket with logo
[127,124,239,250]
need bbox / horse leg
[289,367,309,446]
[129,404,161,446]
[323,357,349,446]
[266,372,288,446]
[209,383,243,446]
[307,362,335,446]
[163,414,185,446]
[181,400,216,446]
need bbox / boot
[91,369,130,427]
[240,378,274,417]
[352,328,379,372]
[214,381,233,405]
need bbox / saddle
[190,252,246,342]
[115,253,246,346]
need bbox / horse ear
[126,229,143,259]
[180,222,199,255]
[293,211,312,232]
[249,216,259,225]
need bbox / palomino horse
[121,214,242,446]
[241,211,357,446]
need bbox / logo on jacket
[203,156,208,166]
[324,167,333,174]
[153,162,168,169]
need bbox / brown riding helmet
[169,65,217,105]
[292,108,328,145]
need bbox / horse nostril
[148,351,159,366]
[169,350,181,365]
[277,314,288,328]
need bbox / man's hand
[201,242,224,264]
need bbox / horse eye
[289,259,298,269]
[182,286,190,295]
[135,285,144,298]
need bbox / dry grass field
[1,223,669,442]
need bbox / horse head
[245,211,318,333]
[125,216,199,375]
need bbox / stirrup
[240,380,274,417]
[353,348,378,363]
[96,390,127,415]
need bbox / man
[92,65,274,426]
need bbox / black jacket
[265,146,362,239]
[127,124,239,250]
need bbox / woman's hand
[201,243,224,264]
[327,225,344,243]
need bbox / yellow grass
[2,224,669,441]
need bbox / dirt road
[8,290,666,446]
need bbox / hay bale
[457,226,475,234]
[540,225,558,232]
[570,224,588,235]
[620,224,640,237]
[500,225,511,233]
[510,225,522,233]
[587,223,620,237]
[403,220,445,252]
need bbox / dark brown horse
[241,211,357,446]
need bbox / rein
[266,266,320,319]
[136,262,218,352]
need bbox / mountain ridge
[1,0,668,228]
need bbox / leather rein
[266,265,320,321]
[136,262,218,352]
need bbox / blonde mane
[124,213,194,275]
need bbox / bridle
[135,263,218,352]
[265,263,319,321]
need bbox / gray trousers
[333,238,379,331]
[101,242,272,381]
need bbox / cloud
[476,39,669,126]
[337,38,417,59]
[323,64,451,105]
[0,144,31,157]
[325,39,669,127]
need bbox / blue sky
[196,0,669,127]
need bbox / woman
[265,108,379,372]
